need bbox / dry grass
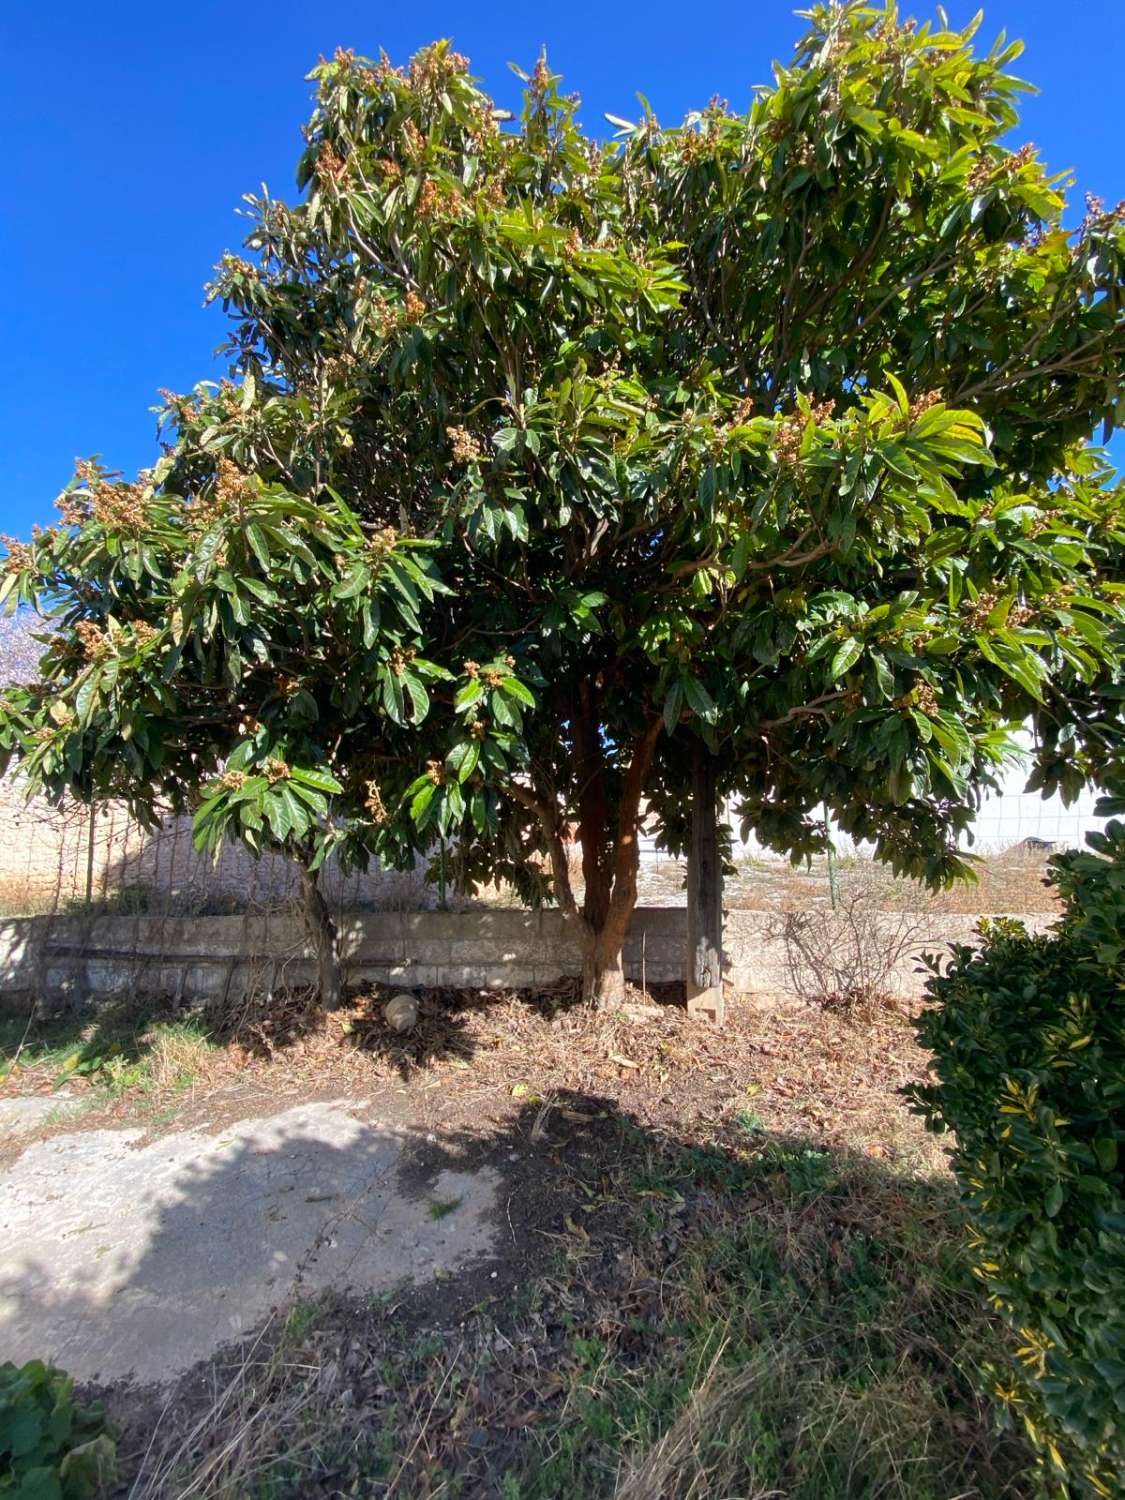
[637,844,1064,915]
[113,1106,1030,1500]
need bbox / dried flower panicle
[774,399,834,467]
[426,758,446,785]
[408,44,469,92]
[75,620,111,661]
[463,660,480,679]
[1,536,34,575]
[447,426,482,464]
[364,780,388,824]
[266,757,290,784]
[1040,585,1077,611]
[417,177,466,221]
[221,770,248,791]
[966,591,999,631]
[60,459,150,534]
[368,526,398,563]
[907,390,942,423]
[316,142,350,189]
[403,290,427,324]
[968,142,1036,192]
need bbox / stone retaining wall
[0,907,1055,1012]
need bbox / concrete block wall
[0,907,1056,1013]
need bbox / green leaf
[290,766,344,795]
[498,676,536,707]
[682,676,717,722]
[454,680,485,712]
[829,639,863,679]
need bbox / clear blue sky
[2,1,1122,540]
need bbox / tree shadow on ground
[210,978,686,1082]
[1,1087,1035,1499]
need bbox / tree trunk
[580,900,633,1009]
[299,864,343,1009]
[686,744,725,1023]
[506,708,661,1013]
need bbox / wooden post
[85,803,97,910]
[686,744,725,1023]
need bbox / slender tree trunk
[580,905,632,1007]
[507,708,662,1012]
[686,744,725,1023]
[299,863,343,1009]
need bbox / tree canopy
[3,3,1124,1003]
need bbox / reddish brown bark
[510,708,661,1008]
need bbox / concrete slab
[0,1094,84,1137]
[0,1100,499,1384]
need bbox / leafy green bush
[910,797,1125,1498]
[0,1360,115,1499]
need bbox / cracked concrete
[0,1100,499,1383]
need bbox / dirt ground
[1,985,1034,1499]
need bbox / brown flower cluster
[316,142,350,189]
[426,759,446,786]
[402,120,425,162]
[75,620,111,661]
[1040,585,1077,610]
[478,177,506,211]
[364,780,388,824]
[483,669,503,688]
[447,426,482,464]
[217,251,259,282]
[417,177,466,220]
[530,55,551,95]
[774,399,834,467]
[969,142,1036,192]
[389,646,415,677]
[1008,604,1034,627]
[368,526,398,563]
[408,44,469,92]
[220,770,248,791]
[463,659,480,679]
[774,416,805,467]
[158,388,199,425]
[215,458,255,508]
[792,139,817,171]
[913,680,939,717]
[131,621,159,648]
[403,290,427,324]
[730,396,755,426]
[966,591,999,630]
[275,674,302,698]
[367,295,400,338]
[468,718,487,739]
[266,758,290,784]
[908,390,942,423]
[61,460,150,534]
[1029,508,1060,537]
[1,536,33,575]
